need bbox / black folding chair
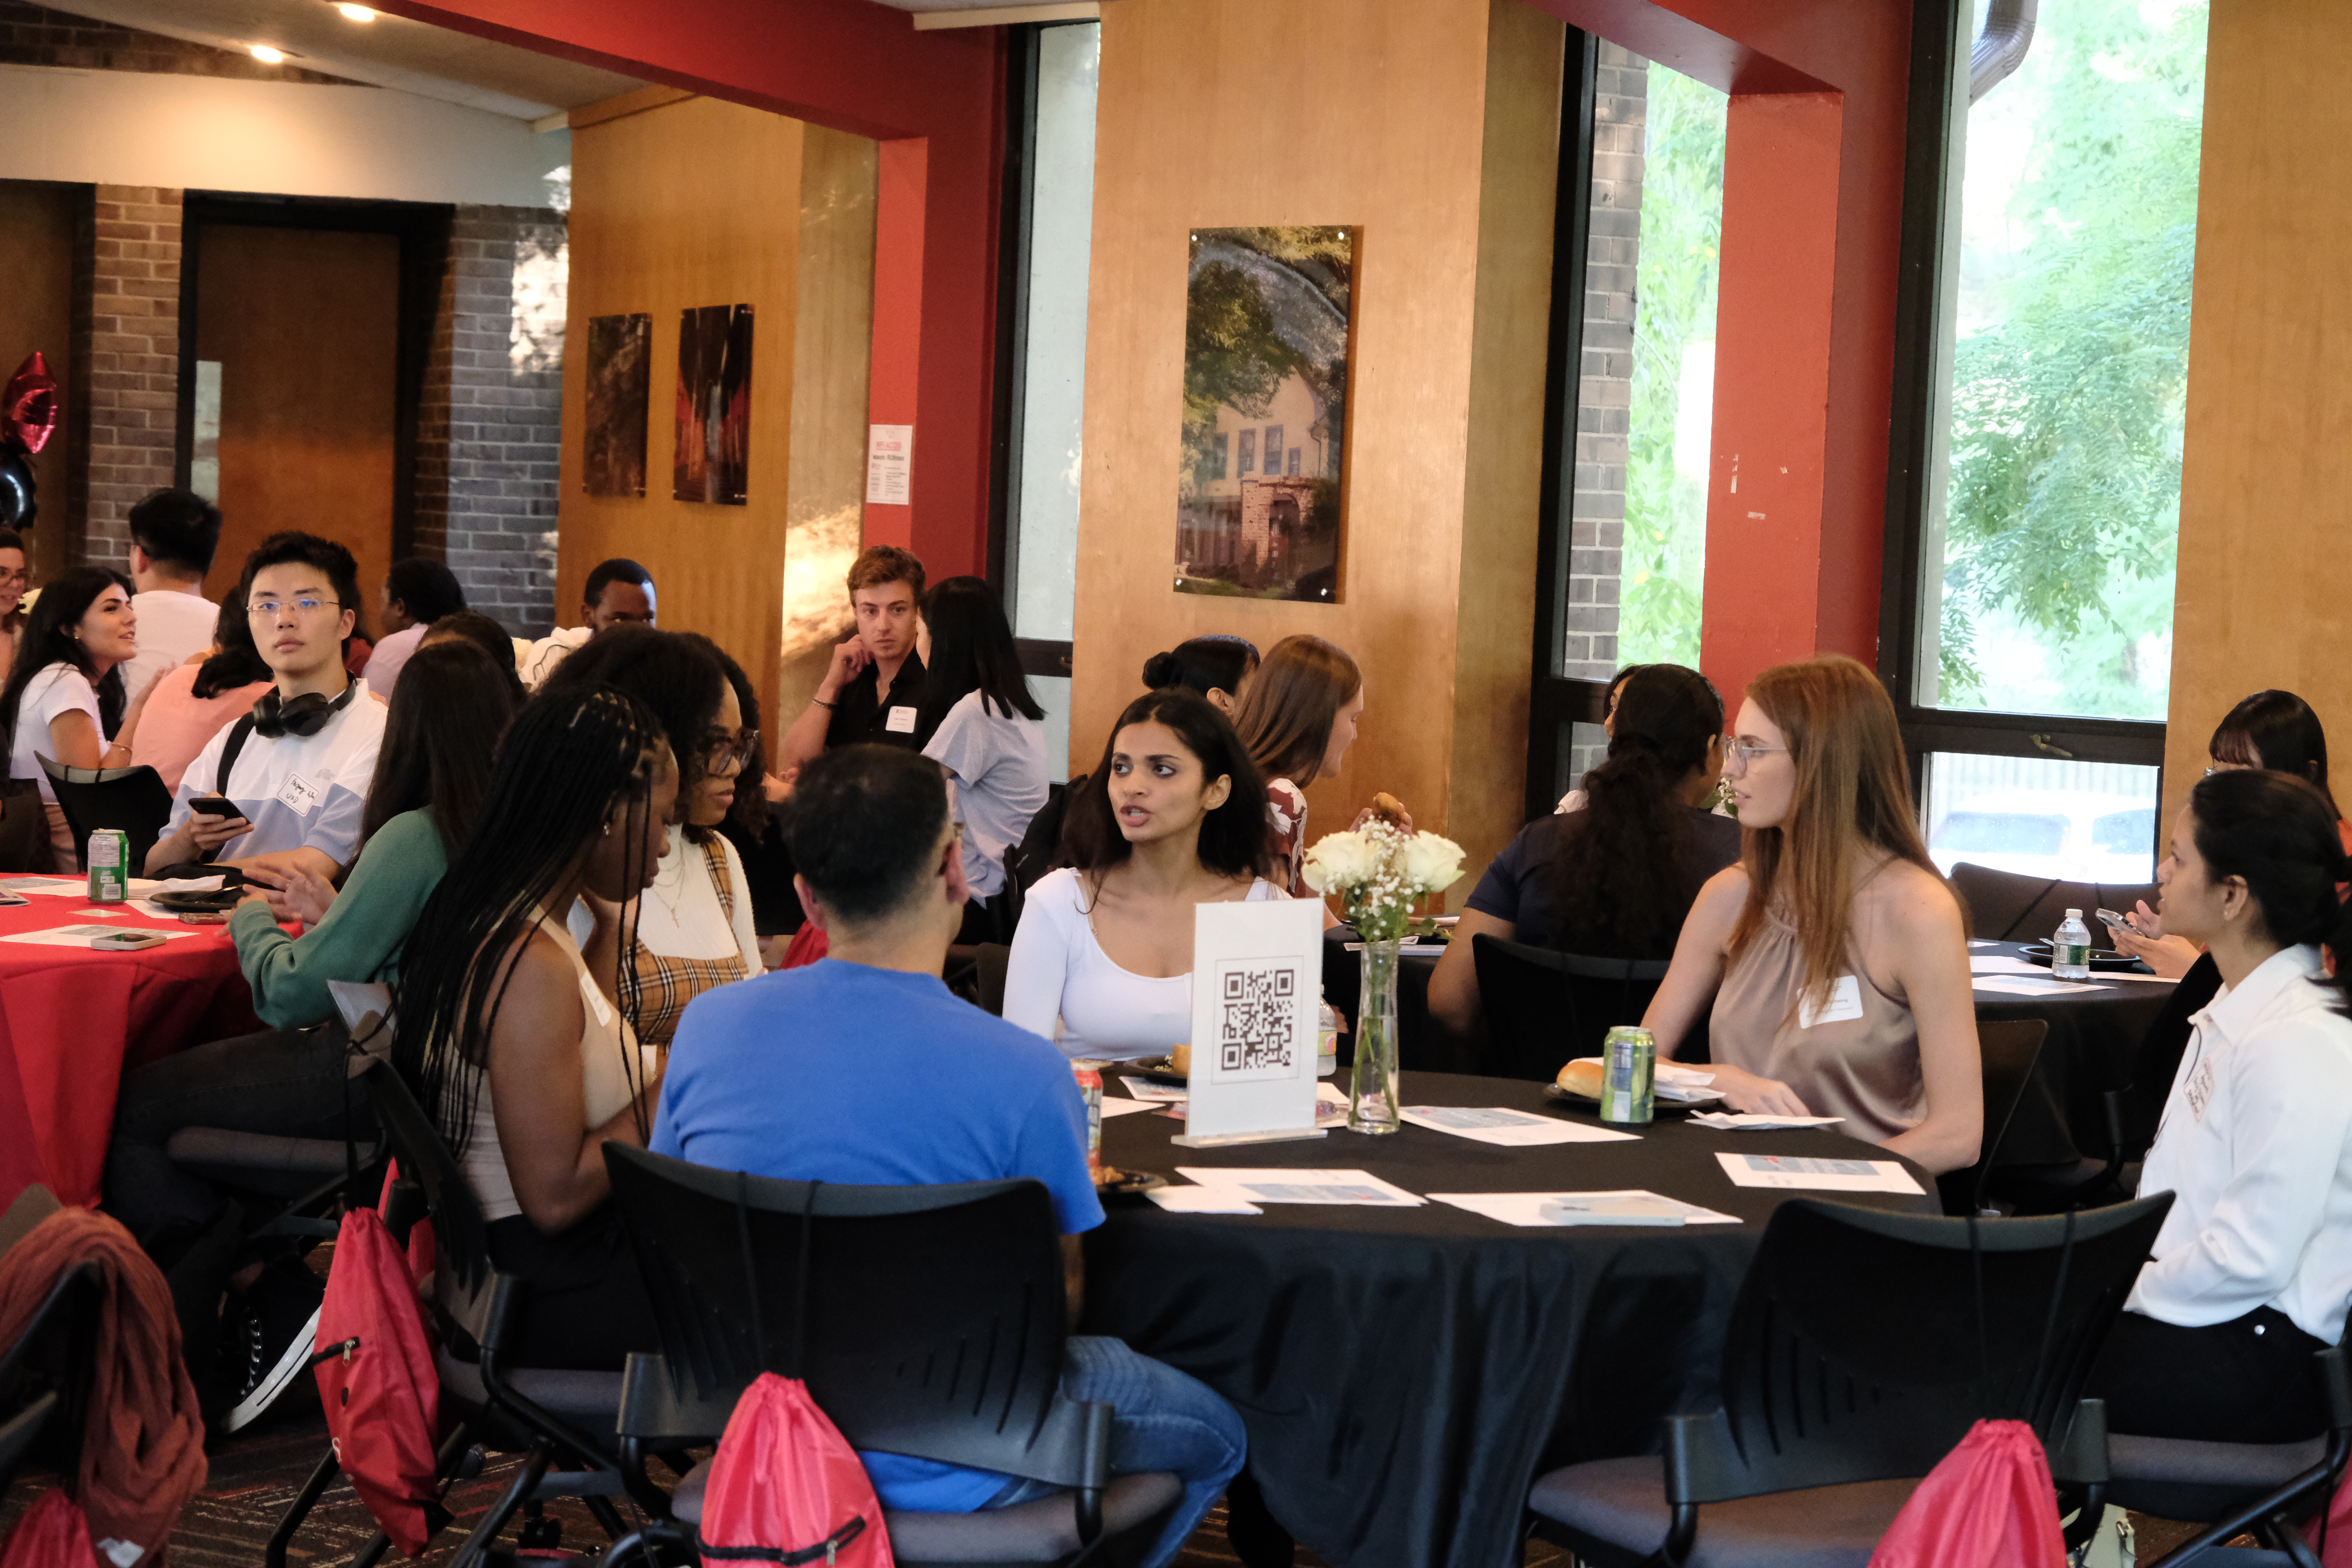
[1938,1017,2049,1215]
[266,1050,634,1568]
[1528,1193,2174,1566]
[2103,1348,2352,1567]
[0,1188,98,1496]
[1946,862,2161,945]
[0,785,47,873]
[595,1143,1182,1568]
[35,754,172,873]
[1471,934,1690,1081]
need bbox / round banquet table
[0,877,259,1212]
[1968,941,2175,1165]
[1082,1069,1938,1568]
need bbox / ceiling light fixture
[337,4,377,20]
[249,43,285,61]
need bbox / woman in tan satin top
[1640,654,1984,1176]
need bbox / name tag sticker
[276,773,323,818]
[1798,975,1865,1030]
[2185,1055,2217,1123]
[885,705,918,734]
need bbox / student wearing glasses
[538,629,761,1046]
[145,533,388,877]
[1639,654,1983,1176]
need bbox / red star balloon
[3,351,58,456]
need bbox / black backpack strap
[214,715,258,799]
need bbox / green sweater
[231,806,448,1030]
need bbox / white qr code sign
[1185,899,1322,1140]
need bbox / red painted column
[864,138,927,553]
[1698,90,1846,704]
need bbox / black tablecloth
[1081,1070,1937,1568]
[1969,942,2175,1165]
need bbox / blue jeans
[986,1335,1246,1568]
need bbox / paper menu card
[1429,1190,1741,1228]
[1173,1168,1426,1206]
[1183,898,1325,1141]
[1399,1106,1638,1146]
[1714,1152,1924,1195]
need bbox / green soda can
[1599,1026,1655,1125]
[87,828,129,903]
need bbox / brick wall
[75,185,182,566]
[1565,43,1646,782]
[0,0,360,83]
[415,205,566,635]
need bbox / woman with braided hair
[392,682,677,1369]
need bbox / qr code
[1219,963,1297,1076]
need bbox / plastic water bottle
[1317,1001,1339,1077]
[2052,908,2093,982]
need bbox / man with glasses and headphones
[145,532,388,880]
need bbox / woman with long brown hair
[1640,654,1983,1175]
[1230,633,1366,894]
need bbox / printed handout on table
[0,923,204,947]
[1098,1097,1155,1120]
[1118,1076,1188,1103]
[1689,1112,1846,1131]
[1173,1167,1426,1206]
[1145,1186,1263,1215]
[1399,1106,1638,1146]
[1971,975,2108,997]
[1428,1190,1741,1228]
[1714,1152,1924,1195]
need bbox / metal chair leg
[448,1444,550,1568]
[263,1446,341,1568]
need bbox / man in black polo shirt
[778,545,933,773]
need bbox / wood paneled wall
[2164,0,2352,825]
[1076,0,1564,896]
[558,94,876,728]
[0,181,78,584]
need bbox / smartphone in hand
[2095,907,2140,938]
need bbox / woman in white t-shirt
[918,577,1049,942]
[1005,689,1285,1060]
[0,567,155,871]
[547,629,760,1047]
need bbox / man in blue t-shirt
[654,745,1243,1568]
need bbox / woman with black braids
[392,683,677,1369]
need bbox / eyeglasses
[702,727,760,771]
[0,569,28,588]
[1723,739,1788,772]
[247,596,343,619]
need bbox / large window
[1888,0,2210,884]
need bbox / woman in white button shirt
[2087,767,2352,1442]
[1004,689,1284,1060]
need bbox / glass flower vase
[1349,937,1402,1133]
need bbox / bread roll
[1371,792,1408,825]
[1171,1042,1192,1078]
[1556,1058,1606,1098]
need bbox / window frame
[1875,0,2168,836]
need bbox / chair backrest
[603,1142,1099,1487]
[1947,862,2160,945]
[355,1053,495,1341]
[1677,1193,2174,1505]
[34,755,173,874]
[0,790,48,874]
[1942,1018,2050,1214]
[1472,934,1680,1081]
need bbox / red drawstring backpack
[313,1167,446,1557]
[0,1490,95,1568]
[697,1373,894,1567]
[1866,1418,2068,1567]
[695,1173,893,1567]
[2302,1466,2352,1565]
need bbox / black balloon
[0,443,35,530]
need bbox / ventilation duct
[1970,0,2037,103]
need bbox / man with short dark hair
[654,746,1244,1568]
[520,557,657,689]
[359,557,466,691]
[122,487,223,699]
[776,543,931,773]
[145,532,386,877]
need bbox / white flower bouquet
[1301,817,1466,943]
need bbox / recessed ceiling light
[249,43,285,61]
[337,4,377,20]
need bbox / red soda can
[1071,1059,1104,1181]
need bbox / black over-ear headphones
[251,681,358,740]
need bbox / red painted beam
[375,0,1003,579]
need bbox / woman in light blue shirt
[918,577,1049,943]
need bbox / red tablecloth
[0,879,259,1210]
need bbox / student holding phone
[144,533,387,879]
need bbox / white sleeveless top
[459,909,648,1222]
